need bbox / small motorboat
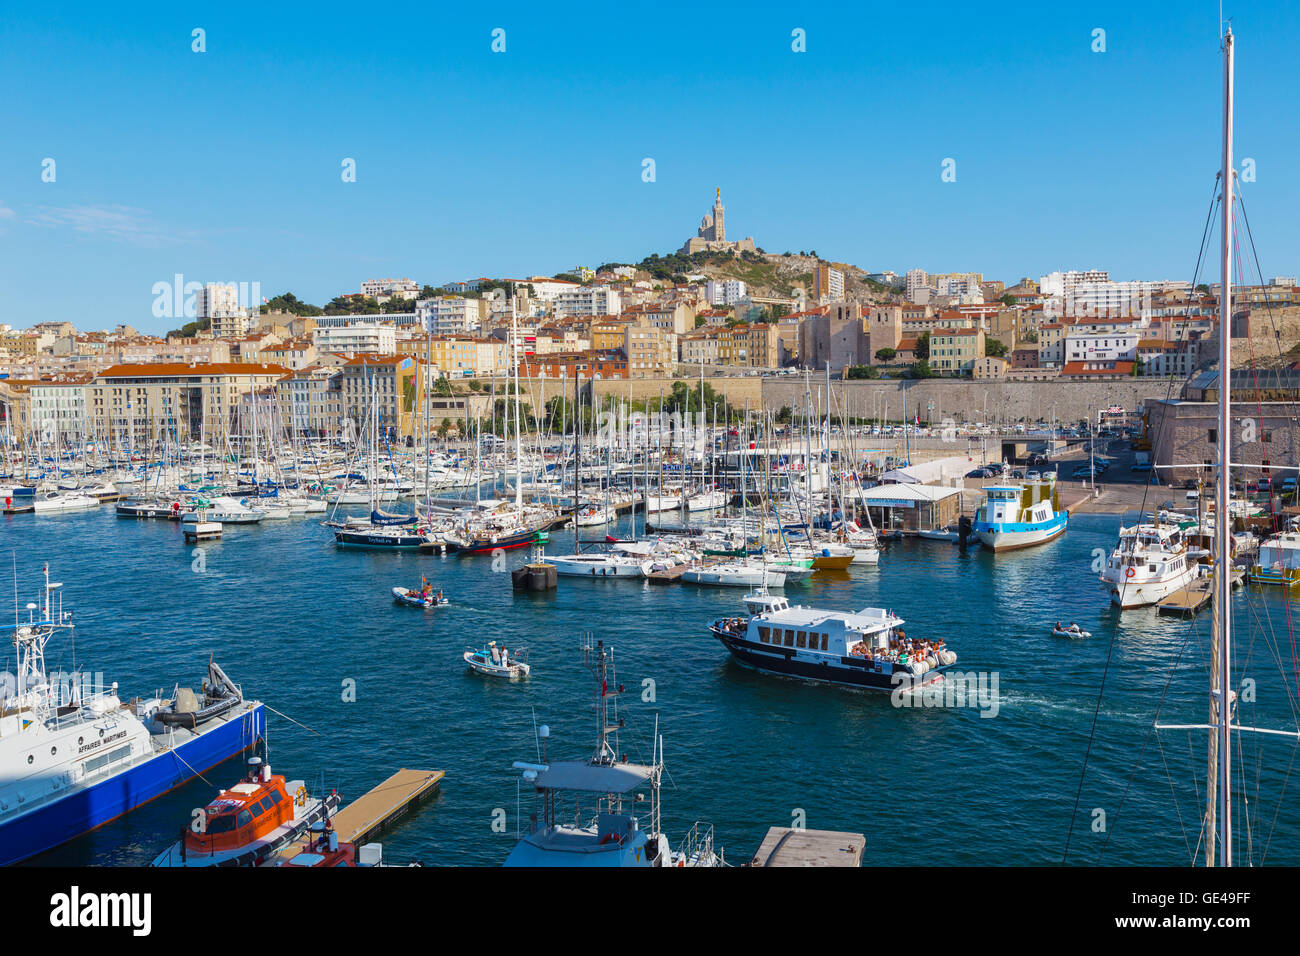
[1052,623,1091,639]
[464,642,530,679]
[392,586,448,608]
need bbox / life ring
[295,785,307,806]
[1125,567,1136,579]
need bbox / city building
[679,189,756,255]
[312,323,397,355]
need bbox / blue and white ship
[0,564,265,866]
[972,478,1068,552]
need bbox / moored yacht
[1247,531,1300,586]
[1100,521,1199,608]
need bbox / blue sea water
[4,508,1299,866]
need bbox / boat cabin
[185,758,302,857]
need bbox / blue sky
[2,1,1297,333]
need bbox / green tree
[986,339,1008,358]
[845,365,879,380]
[1000,293,1016,307]
[874,347,896,362]
[915,332,931,360]
[909,360,934,379]
[432,375,454,397]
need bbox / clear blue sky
[2,1,1296,333]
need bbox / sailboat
[1152,27,1291,866]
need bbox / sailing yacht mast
[1208,24,1235,869]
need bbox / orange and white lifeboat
[150,757,340,867]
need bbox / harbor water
[5,509,1299,866]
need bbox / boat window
[820,634,829,651]
[205,813,236,834]
[757,626,770,643]
[784,630,794,647]
[796,631,807,648]
[270,790,283,805]
[236,810,253,828]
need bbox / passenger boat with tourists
[708,587,956,690]
[393,579,448,607]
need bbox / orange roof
[96,362,291,378]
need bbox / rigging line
[1156,726,1196,863]
[1259,734,1300,864]
[1099,616,1198,861]
[1063,182,1220,863]
[1231,214,1300,701]
[260,702,322,737]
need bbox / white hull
[1103,566,1198,608]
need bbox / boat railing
[676,821,716,865]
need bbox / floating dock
[279,768,444,862]
[750,827,865,867]
[331,768,444,845]
[1157,570,1245,616]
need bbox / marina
[5,504,1300,866]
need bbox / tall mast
[1208,24,1235,868]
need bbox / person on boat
[500,646,510,668]
[1055,621,1062,631]
[489,643,501,664]
[436,589,443,603]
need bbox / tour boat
[1099,521,1198,608]
[972,479,1068,551]
[0,565,265,866]
[708,589,956,691]
[464,642,530,679]
[150,756,340,867]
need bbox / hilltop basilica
[679,188,756,255]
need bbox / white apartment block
[905,269,929,301]
[416,297,482,336]
[361,277,421,300]
[1039,270,1110,296]
[705,279,748,306]
[312,323,397,354]
[196,282,242,319]
[554,285,621,320]
[29,381,88,439]
[1064,331,1139,363]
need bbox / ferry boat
[1100,521,1199,608]
[1247,531,1300,587]
[505,636,719,867]
[972,479,1067,552]
[708,589,956,691]
[0,565,265,866]
[150,755,340,867]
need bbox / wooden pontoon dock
[1156,569,1245,616]
[330,768,444,845]
[749,826,865,867]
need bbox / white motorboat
[464,642,529,679]
[1099,521,1198,608]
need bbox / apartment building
[280,364,344,437]
[705,279,748,307]
[28,376,92,439]
[517,350,628,379]
[929,328,985,376]
[415,297,483,336]
[624,321,676,378]
[87,362,291,445]
[554,285,621,320]
[361,278,420,300]
[312,323,397,355]
[409,336,510,378]
[338,354,417,439]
